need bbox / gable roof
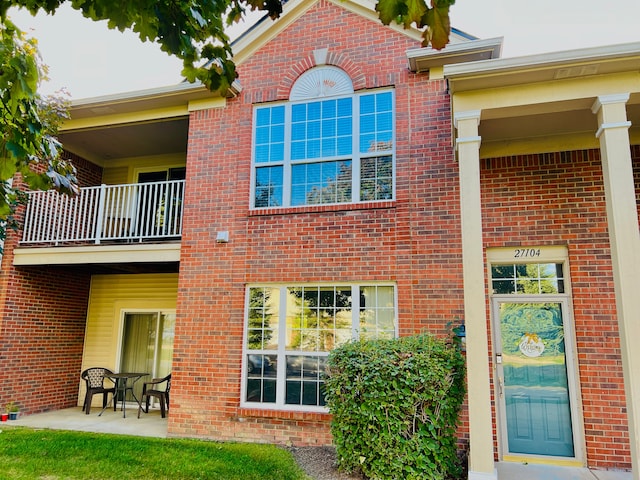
[60,0,490,163]
[230,0,479,66]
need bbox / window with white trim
[243,284,397,411]
[491,263,565,294]
[252,67,395,208]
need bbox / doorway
[134,167,186,238]
[120,311,175,401]
[490,259,582,462]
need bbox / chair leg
[85,393,92,415]
[159,397,166,418]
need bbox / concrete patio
[4,406,168,437]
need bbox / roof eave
[406,37,504,73]
[444,41,640,92]
[70,81,210,109]
[67,79,242,121]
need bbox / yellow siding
[101,154,186,184]
[451,71,640,113]
[79,273,178,406]
[102,166,129,185]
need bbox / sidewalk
[496,462,632,480]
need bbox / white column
[455,110,497,480]
[592,93,640,479]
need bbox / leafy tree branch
[0,0,454,247]
[3,0,455,95]
[0,18,77,248]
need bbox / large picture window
[252,89,395,208]
[243,284,397,411]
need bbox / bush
[324,333,466,479]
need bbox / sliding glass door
[120,311,175,400]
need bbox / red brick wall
[0,264,90,414]
[0,151,100,414]
[633,145,640,216]
[172,0,634,467]
[481,149,631,470]
[172,0,464,445]
[64,150,103,187]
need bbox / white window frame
[240,283,398,413]
[250,88,396,209]
[116,308,176,378]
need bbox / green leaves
[375,0,455,49]
[4,0,256,94]
[7,0,453,94]
[376,0,427,29]
[325,333,466,479]
[60,0,277,95]
[423,1,451,49]
[0,18,76,248]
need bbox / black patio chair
[81,367,116,415]
[138,373,171,418]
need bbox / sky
[7,0,640,100]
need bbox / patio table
[99,372,149,418]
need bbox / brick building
[1,0,639,478]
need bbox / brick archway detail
[276,52,366,100]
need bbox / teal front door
[494,299,575,457]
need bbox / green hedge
[324,333,466,479]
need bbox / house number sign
[487,245,567,268]
[513,248,541,258]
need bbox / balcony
[20,180,185,246]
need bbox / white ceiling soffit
[406,37,504,72]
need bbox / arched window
[252,66,395,208]
[289,66,354,100]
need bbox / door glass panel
[121,312,174,401]
[120,313,156,400]
[136,172,166,237]
[156,313,175,378]
[136,170,184,237]
[499,301,574,457]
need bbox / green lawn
[0,427,310,480]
